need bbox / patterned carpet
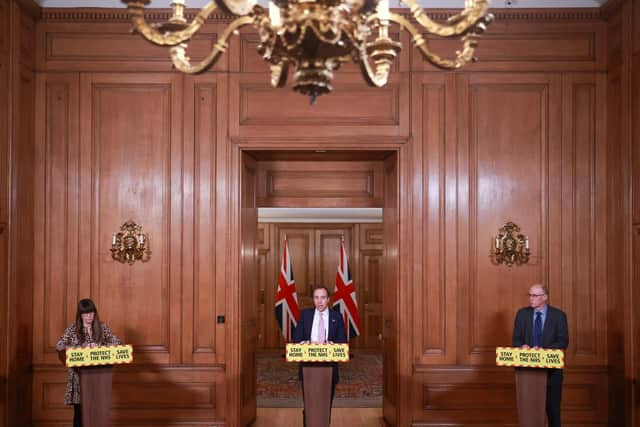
[257,352,383,408]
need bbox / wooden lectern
[60,345,133,427]
[302,365,333,427]
[496,346,564,427]
[78,366,113,427]
[515,368,547,427]
[286,343,350,427]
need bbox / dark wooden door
[240,152,258,426]
[382,153,399,425]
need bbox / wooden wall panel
[0,5,35,427]
[412,367,607,425]
[228,72,409,139]
[561,73,607,365]
[634,0,640,54]
[0,2,10,421]
[32,366,225,424]
[633,225,640,427]
[36,17,228,72]
[33,74,80,366]
[182,74,226,364]
[4,3,38,426]
[411,17,606,72]
[358,223,383,351]
[78,73,183,365]
[457,73,562,366]
[633,52,640,224]
[633,8,640,423]
[604,1,633,425]
[411,74,457,365]
[256,160,384,208]
[314,228,353,292]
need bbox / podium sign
[66,345,134,368]
[496,346,564,369]
[286,343,349,362]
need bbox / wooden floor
[253,408,384,426]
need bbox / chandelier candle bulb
[170,0,186,23]
[377,0,389,21]
[269,1,282,27]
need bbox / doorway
[239,150,400,426]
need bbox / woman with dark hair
[56,298,121,427]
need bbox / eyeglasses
[528,294,545,298]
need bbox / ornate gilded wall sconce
[493,222,530,267]
[111,220,150,264]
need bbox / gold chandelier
[122,0,493,101]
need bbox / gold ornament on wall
[111,220,151,265]
[121,0,493,103]
[493,222,530,267]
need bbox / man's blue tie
[533,311,543,347]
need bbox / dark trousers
[73,404,82,427]
[546,369,563,427]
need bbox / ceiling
[35,0,608,9]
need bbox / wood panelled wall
[604,0,640,426]
[605,1,640,426]
[256,223,384,351]
[0,3,636,426]
[1,1,37,426]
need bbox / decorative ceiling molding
[258,208,383,223]
[39,6,604,22]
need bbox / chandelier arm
[358,48,391,87]
[387,12,478,69]
[397,0,490,38]
[358,19,398,88]
[170,15,255,73]
[124,0,218,46]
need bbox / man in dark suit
[512,284,569,427]
[293,285,347,425]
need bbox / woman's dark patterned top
[55,323,122,405]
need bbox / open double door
[239,151,400,426]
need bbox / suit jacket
[293,308,347,384]
[512,305,569,352]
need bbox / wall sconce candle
[111,220,151,265]
[493,222,530,267]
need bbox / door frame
[228,142,409,426]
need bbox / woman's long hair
[74,298,103,344]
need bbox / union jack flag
[274,238,299,342]
[332,237,361,340]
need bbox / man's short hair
[312,285,331,298]
[531,284,549,296]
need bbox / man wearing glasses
[512,284,569,427]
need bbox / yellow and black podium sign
[286,343,349,363]
[496,346,564,369]
[66,344,134,368]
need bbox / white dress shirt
[310,309,329,343]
